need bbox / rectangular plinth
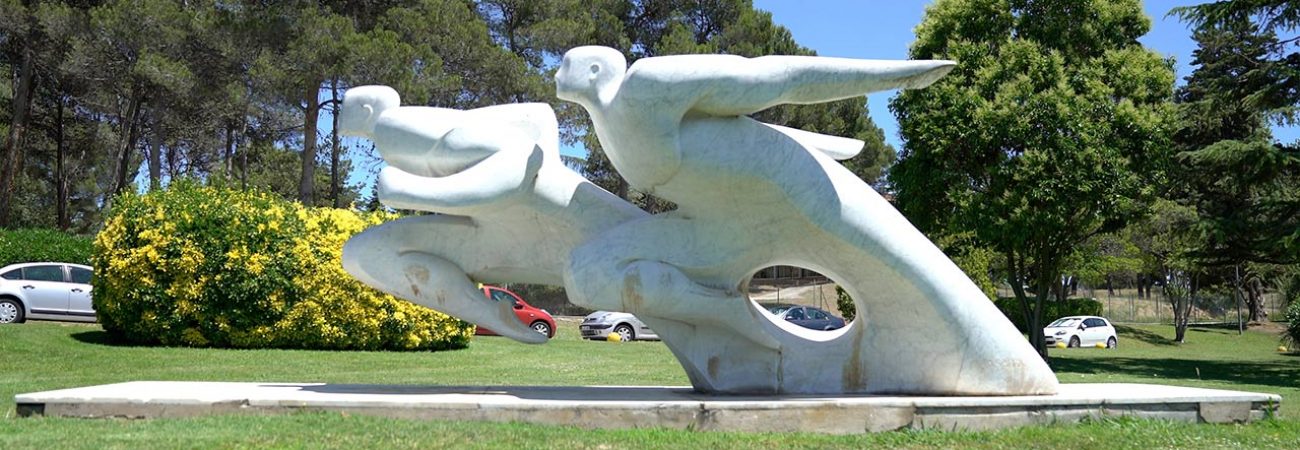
[14,382,1280,434]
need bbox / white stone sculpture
[340,46,1059,396]
[337,86,645,343]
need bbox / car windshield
[767,305,792,315]
[1048,318,1080,327]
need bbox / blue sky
[751,0,1298,151]
[337,1,1296,193]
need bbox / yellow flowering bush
[92,182,472,351]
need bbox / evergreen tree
[1171,3,1300,323]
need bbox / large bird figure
[555,46,1058,395]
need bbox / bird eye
[589,63,600,74]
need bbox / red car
[475,285,556,339]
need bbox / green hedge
[1284,300,1300,348]
[993,297,1105,332]
[92,182,473,351]
[0,228,92,267]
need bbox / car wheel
[1107,336,1117,349]
[0,298,23,324]
[1068,336,1080,348]
[613,323,635,342]
[530,321,552,338]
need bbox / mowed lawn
[1,320,1298,449]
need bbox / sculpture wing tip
[900,60,957,90]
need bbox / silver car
[580,311,660,341]
[0,262,96,324]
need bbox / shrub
[835,286,856,321]
[0,228,92,267]
[1284,300,1300,348]
[993,297,1105,332]
[92,182,472,351]
[503,284,590,316]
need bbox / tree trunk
[1030,273,1051,362]
[166,138,178,180]
[1167,270,1192,343]
[615,177,628,201]
[1008,250,1049,361]
[330,78,342,208]
[0,44,38,228]
[1106,274,1114,296]
[223,124,235,179]
[148,111,162,191]
[299,82,321,205]
[239,116,248,189]
[1234,266,1244,335]
[1246,277,1266,322]
[55,94,69,230]
[113,91,144,197]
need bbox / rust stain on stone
[842,323,867,392]
[621,268,644,313]
[404,264,430,299]
[405,265,431,284]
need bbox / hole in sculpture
[745,265,857,334]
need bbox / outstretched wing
[630,54,955,117]
[761,123,865,161]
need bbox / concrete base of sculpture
[15,382,1279,434]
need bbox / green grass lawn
[2,320,1298,449]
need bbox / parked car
[764,304,846,331]
[580,311,660,341]
[0,262,96,324]
[1043,315,1117,348]
[474,285,556,339]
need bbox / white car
[579,311,660,341]
[1044,315,1117,349]
[0,262,96,324]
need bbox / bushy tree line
[890,0,1300,353]
[0,227,90,266]
[0,0,896,228]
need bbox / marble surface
[555,46,1056,395]
[338,87,645,343]
[339,45,1057,395]
[16,382,1280,433]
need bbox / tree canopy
[0,0,895,229]
[1162,0,1300,324]
[890,0,1176,358]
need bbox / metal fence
[514,276,1290,325]
[995,286,1288,325]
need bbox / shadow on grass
[1052,356,1300,390]
[1114,325,1177,346]
[67,330,473,353]
[69,330,153,348]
